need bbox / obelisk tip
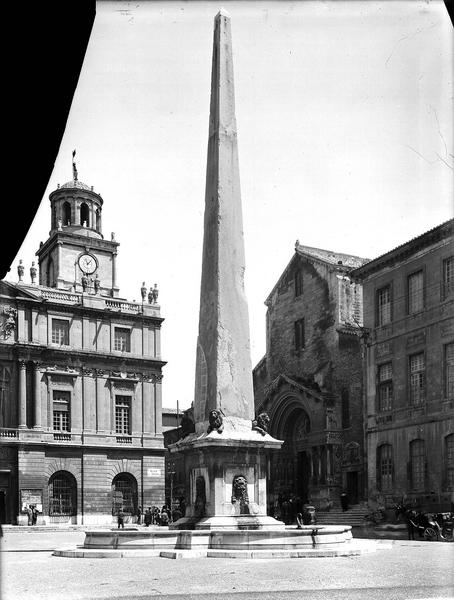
[216,7,231,19]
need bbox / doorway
[346,471,358,505]
[296,451,310,503]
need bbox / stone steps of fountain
[53,538,393,559]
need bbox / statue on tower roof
[72,149,78,181]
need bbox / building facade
[253,243,368,512]
[351,220,454,510]
[0,167,166,525]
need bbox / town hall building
[0,160,166,525]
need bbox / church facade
[0,164,166,525]
[253,243,368,512]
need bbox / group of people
[25,504,39,526]
[116,501,186,529]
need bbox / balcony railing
[0,428,156,447]
[53,432,72,441]
[0,427,18,438]
[105,300,140,313]
[42,290,81,303]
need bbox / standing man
[117,509,125,529]
[136,505,142,526]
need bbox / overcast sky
[10,0,453,410]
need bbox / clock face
[78,253,97,274]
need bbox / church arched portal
[268,397,312,520]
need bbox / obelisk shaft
[194,10,254,427]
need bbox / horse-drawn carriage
[395,502,454,541]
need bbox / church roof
[60,179,92,191]
[295,243,369,269]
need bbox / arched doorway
[111,473,138,517]
[268,397,312,519]
[48,471,77,523]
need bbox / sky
[9,0,453,411]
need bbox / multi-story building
[0,165,166,525]
[351,219,454,509]
[253,243,368,511]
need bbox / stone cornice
[13,343,167,369]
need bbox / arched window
[96,209,101,231]
[80,202,90,227]
[377,444,393,491]
[48,471,77,516]
[47,258,54,287]
[445,434,454,491]
[112,473,137,516]
[63,201,71,225]
[410,439,425,491]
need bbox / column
[132,381,142,435]
[31,309,39,343]
[155,326,161,358]
[18,361,27,428]
[33,362,42,429]
[143,380,152,434]
[112,252,117,294]
[154,377,162,435]
[96,371,107,432]
[17,311,26,342]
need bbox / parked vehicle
[395,502,441,541]
[434,512,454,542]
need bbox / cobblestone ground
[1,531,453,600]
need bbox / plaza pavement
[1,529,453,600]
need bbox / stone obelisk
[170,9,283,531]
[194,7,254,432]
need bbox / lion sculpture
[207,409,224,434]
[231,475,249,515]
[252,412,270,436]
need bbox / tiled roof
[351,218,454,278]
[295,243,369,269]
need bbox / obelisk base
[168,421,283,531]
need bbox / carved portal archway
[267,392,313,514]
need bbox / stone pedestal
[169,419,284,530]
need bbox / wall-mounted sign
[147,468,161,477]
[20,489,43,512]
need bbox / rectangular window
[443,257,454,299]
[410,439,425,490]
[377,286,391,326]
[294,270,303,297]
[115,396,131,434]
[378,362,393,412]
[445,343,454,400]
[294,318,305,350]
[408,270,424,314]
[53,390,70,431]
[51,319,69,345]
[409,353,425,406]
[114,328,131,352]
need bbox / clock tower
[36,154,120,297]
